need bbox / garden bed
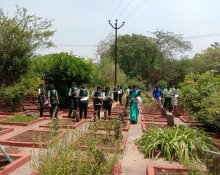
[141,122,168,132]
[77,133,127,152]
[0,127,14,136]
[0,130,63,148]
[89,120,130,132]
[179,115,204,126]
[31,163,122,175]
[147,164,187,175]
[0,114,44,126]
[39,118,85,129]
[0,153,30,175]
[141,114,166,122]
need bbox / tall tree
[151,29,192,59]
[110,34,161,81]
[0,6,55,85]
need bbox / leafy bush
[180,72,220,128]
[36,131,120,175]
[31,53,95,107]
[157,80,168,89]
[135,125,215,164]
[0,72,42,110]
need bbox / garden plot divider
[147,164,187,175]
[0,127,14,136]
[0,117,45,126]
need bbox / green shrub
[0,72,42,110]
[4,114,38,123]
[135,125,215,164]
[180,72,220,128]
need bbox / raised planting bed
[0,130,64,148]
[89,120,130,132]
[141,114,167,122]
[39,118,85,129]
[0,127,14,136]
[141,122,168,132]
[140,109,161,115]
[147,164,187,175]
[0,114,44,126]
[179,115,204,126]
[62,113,94,119]
[39,110,64,117]
[31,163,122,175]
[0,153,30,175]
[76,133,127,153]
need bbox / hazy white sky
[1,0,220,59]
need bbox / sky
[1,0,220,59]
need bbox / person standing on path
[113,85,118,102]
[78,84,89,120]
[103,86,113,119]
[68,82,78,118]
[118,86,124,105]
[153,85,162,107]
[130,85,141,124]
[38,83,47,117]
[48,84,59,118]
[125,85,131,109]
[92,86,103,121]
[163,86,173,112]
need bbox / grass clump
[4,114,37,123]
[135,125,216,164]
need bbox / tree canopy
[0,6,54,85]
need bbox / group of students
[153,85,180,112]
[38,82,142,124]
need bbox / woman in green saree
[130,85,141,124]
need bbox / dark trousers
[79,101,88,119]
[103,104,112,118]
[68,99,78,118]
[50,103,58,118]
[119,94,123,105]
[113,92,118,102]
[38,96,45,117]
[94,104,101,119]
[125,96,129,109]
[164,97,172,112]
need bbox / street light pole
[108,19,125,86]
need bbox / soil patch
[8,130,51,142]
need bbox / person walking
[113,85,118,102]
[38,83,47,117]
[130,85,141,124]
[78,84,89,120]
[125,85,131,109]
[48,84,59,118]
[118,86,123,105]
[68,82,78,118]
[103,87,113,119]
[92,86,103,121]
[163,86,173,112]
[153,85,162,107]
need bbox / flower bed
[0,130,64,148]
[179,115,204,126]
[141,114,167,122]
[0,115,44,126]
[141,122,168,132]
[39,118,85,129]
[147,164,187,175]
[0,127,14,136]
[77,133,127,153]
[0,153,30,175]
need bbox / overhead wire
[117,0,133,19]
[123,0,147,21]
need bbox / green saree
[130,89,139,124]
